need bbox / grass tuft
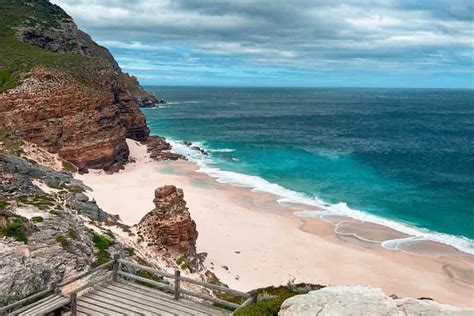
[1,217,28,243]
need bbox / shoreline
[77,139,474,308]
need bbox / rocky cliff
[0,0,151,172]
[138,185,198,258]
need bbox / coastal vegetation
[1,217,28,244]
[0,199,9,209]
[61,160,77,173]
[0,0,97,92]
[92,232,114,265]
[234,281,324,316]
[31,216,44,223]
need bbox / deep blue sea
[143,87,474,254]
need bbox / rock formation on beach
[146,136,185,161]
[0,0,150,172]
[138,185,198,257]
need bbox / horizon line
[142,85,474,90]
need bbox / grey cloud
[51,0,473,74]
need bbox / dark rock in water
[183,141,192,147]
[222,154,238,162]
[146,136,185,161]
[191,146,208,156]
[158,99,167,104]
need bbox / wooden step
[15,294,69,316]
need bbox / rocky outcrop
[278,286,471,316]
[0,153,107,221]
[121,73,160,108]
[146,136,185,161]
[0,1,150,171]
[0,207,95,305]
[138,185,198,256]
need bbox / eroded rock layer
[0,0,150,171]
[138,185,198,256]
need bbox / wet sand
[77,140,474,308]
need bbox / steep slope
[0,0,152,171]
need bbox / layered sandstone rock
[0,1,150,171]
[146,136,185,161]
[0,68,130,172]
[138,185,198,257]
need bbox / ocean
[142,87,474,254]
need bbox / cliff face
[0,0,150,171]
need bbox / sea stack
[138,185,198,257]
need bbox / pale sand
[77,140,474,308]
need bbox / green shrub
[92,233,114,250]
[1,217,28,243]
[31,216,44,223]
[67,185,84,193]
[175,256,191,271]
[0,199,9,209]
[67,228,77,240]
[56,234,75,254]
[91,232,114,265]
[95,249,110,265]
[19,195,56,210]
[233,282,325,316]
[56,235,67,246]
[62,160,77,173]
[125,247,134,256]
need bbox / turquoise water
[143,87,474,253]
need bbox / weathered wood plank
[116,281,230,315]
[117,271,175,292]
[95,285,180,316]
[17,295,69,316]
[59,260,114,287]
[113,282,219,315]
[0,288,53,314]
[118,259,175,278]
[179,275,250,298]
[88,288,175,316]
[77,297,127,316]
[76,304,108,316]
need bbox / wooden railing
[0,255,256,315]
[116,257,257,310]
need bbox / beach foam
[167,138,474,255]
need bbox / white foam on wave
[167,138,474,255]
[297,204,474,254]
[209,148,236,153]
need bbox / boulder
[278,286,472,316]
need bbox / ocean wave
[209,148,236,153]
[296,204,474,255]
[166,138,474,255]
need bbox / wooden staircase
[0,257,256,315]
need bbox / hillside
[0,0,157,171]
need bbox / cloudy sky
[52,0,473,88]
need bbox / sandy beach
[77,139,474,308]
